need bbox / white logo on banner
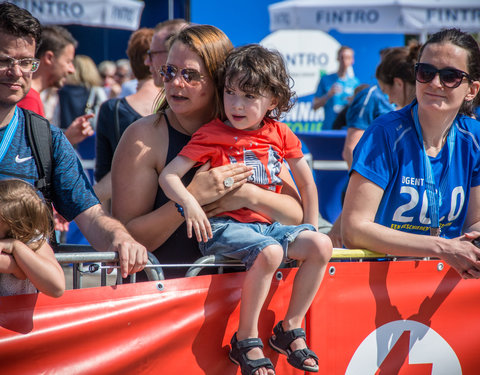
[346,320,461,374]
[260,30,340,98]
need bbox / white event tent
[269,0,480,41]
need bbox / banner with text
[9,0,144,30]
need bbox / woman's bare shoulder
[115,113,169,170]
[120,114,168,147]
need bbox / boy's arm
[159,155,197,207]
[159,156,212,242]
[287,157,319,228]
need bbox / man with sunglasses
[0,2,147,278]
[342,28,480,279]
[145,19,188,87]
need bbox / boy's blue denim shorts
[199,217,316,270]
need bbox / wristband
[175,203,185,217]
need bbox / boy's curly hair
[218,44,296,120]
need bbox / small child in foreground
[159,44,332,374]
[0,179,65,297]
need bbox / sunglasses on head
[415,62,472,88]
[160,64,205,84]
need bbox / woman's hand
[203,183,254,217]
[187,162,253,206]
[441,232,480,279]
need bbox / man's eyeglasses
[160,64,205,84]
[415,62,472,89]
[147,49,168,60]
[0,55,40,73]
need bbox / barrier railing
[54,244,164,288]
[54,245,425,289]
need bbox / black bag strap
[114,99,121,145]
[22,108,57,245]
[22,108,53,204]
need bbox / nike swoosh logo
[15,155,33,163]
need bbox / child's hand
[184,199,213,243]
[0,249,27,280]
[0,238,17,254]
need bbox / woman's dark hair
[376,41,421,86]
[418,28,480,117]
[218,44,296,120]
[0,2,42,49]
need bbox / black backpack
[21,109,58,245]
[21,108,53,205]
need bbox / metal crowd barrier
[54,245,422,290]
[54,244,164,289]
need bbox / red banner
[0,269,302,375]
[308,259,480,374]
[1,260,479,374]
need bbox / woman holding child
[112,25,321,374]
[112,25,303,276]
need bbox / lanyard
[0,106,19,163]
[412,103,456,236]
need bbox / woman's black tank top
[151,113,202,279]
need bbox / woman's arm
[342,172,480,277]
[203,164,304,225]
[112,116,182,251]
[1,239,65,297]
[464,185,480,233]
[112,116,252,251]
[342,127,364,169]
[288,157,319,227]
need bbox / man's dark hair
[0,2,42,48]
[36,25,78,58]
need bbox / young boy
[159,44,332,374]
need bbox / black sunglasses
[415,62,472,88]
[160,64,205,84]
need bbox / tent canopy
[269,0,480,39]
[10,0,144,31]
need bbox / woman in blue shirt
[342,29,480,279]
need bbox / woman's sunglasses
[415,62,472,89]
[160,64,205,84]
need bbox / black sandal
[229,332,275,375]
[269,321,319,372]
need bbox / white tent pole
[168,0,174,20]
[420,30,428,43]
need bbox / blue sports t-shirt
[351,101,480,238]
[315,73,359,131]
[0,107,99,221]
[346,85,394,130]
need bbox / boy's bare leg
[279,231,332,367]
[237,245,283,375]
